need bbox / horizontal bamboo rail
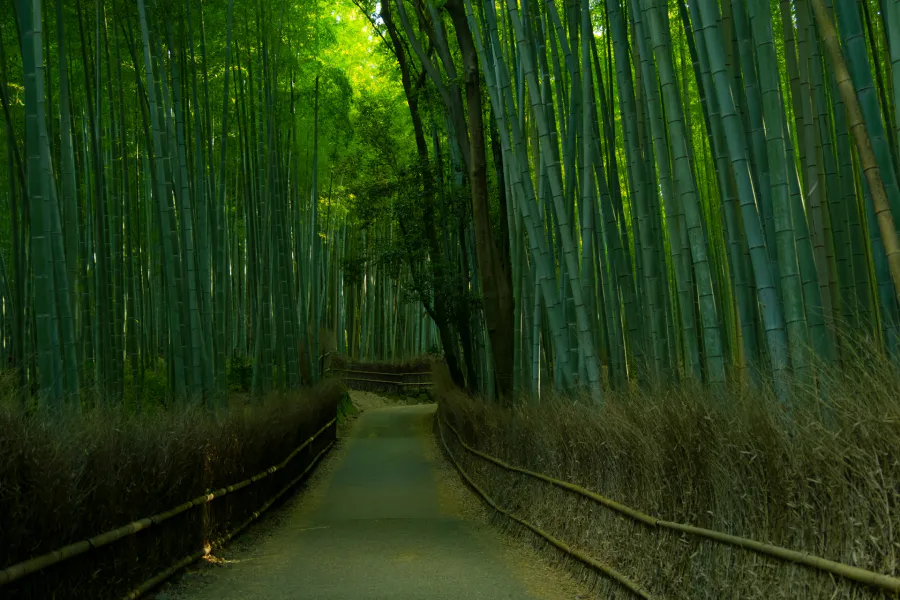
[123,440,334,599]
[437,415,651,599]
[326,366,434,388]
[438,414,900,595]
[328,368,431,377]
[123,549,208,600]
[341,377,432,386]
[0,418,336,589]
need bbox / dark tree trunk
[490,108,512,281]
[382,0,466,389]
[444,0,515,401]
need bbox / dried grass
[438,348,900,599]
[0,382,342,599]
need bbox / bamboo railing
[436,413,652,599]
[438,413,900,596]
[123,438,333,599]
[327,364,433,395]
[0,417,336,597]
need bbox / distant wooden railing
[326,363,433,395]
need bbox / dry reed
[0,382,342,599]
[438,345,900,599]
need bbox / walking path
[161,401,578,600]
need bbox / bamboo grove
[350,0,900,402]
[4,0,900,406]
[0,0,445,406]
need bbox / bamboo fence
[0,417,337,597]
[437,413,900,596]
[327,365,433,395]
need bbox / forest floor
[152,393,584,600]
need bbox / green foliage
[336,389,358,423]
[140,370,170,408]
[4,0,899,402]
[227,356,254,393]
[121,367,169,409]
[0,0,430,400]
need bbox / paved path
[170,403,572,600]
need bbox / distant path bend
[168,402,573,600]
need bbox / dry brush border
[436,359,900,599]
[0,382,343,599]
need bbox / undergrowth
[0,381,342,599]
[438,348,900,599]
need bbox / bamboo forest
[2,0,900,598]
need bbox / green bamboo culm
[6,0,900,406]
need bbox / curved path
[167,403,575,600]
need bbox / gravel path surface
[155,399,582,600]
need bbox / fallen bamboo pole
[439,413,900,595]
[0,418,336,588]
